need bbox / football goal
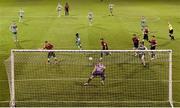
[6,49,173,107]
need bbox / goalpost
[8,49,173,107]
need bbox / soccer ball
[88,57,93,61]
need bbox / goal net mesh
[5,50,172,107]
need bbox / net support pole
[10,50,15,108]
[169,50,173,108]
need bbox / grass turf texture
[0,0,180,107]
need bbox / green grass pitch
[0,0,180,107]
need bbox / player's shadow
[158,41,172,47]
[92,25,107,30]
[15,41,22,49]
[21,22,29,26]
[15,40,32,49]
[19,40,31,43]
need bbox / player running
[143,26,149,42]
[56,2,62,17]
[109,3,114,16]
[140,16,147,31]
[100,38,110,58]
[9,22,18,42]
[149,36,157,60]
[64,2,69,16]
[168,22,175,40]
[84,60,106,86]
[88,11,94,26]
[132,34,140,56]
[19,8,24,22]
[75,32,83,50]
[138,42,148,67]
[43,41,57,64]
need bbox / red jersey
[149,39,157,46]
[132,37,139,44]
[101,41,108,50]
[44,43,53,50]
[144,28,149,34]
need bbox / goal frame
[9,49,173,107]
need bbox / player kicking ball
[88,11,94,26]
[19,8,24,22]
[84,60,106,86]
[138,42,148,67]
[75,32,83,50]
[43,41,57,64]
[56,2,62,17]
[149,35,157,60]
[9,22,18,42]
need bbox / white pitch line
[0,101,9,103]
[1,78,180,82]
[2,100,180,103]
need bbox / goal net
[6,49,173,107]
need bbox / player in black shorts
[132,34,139,56]
[149,36,157,60]
[64,2,69,16]
[43,41,57,64]
[168,22,175,40]
[143,26,149,41]
[100,38,111,58]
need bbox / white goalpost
[8,49,173,107]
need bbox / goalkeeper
[84,60,106,86]
[43,41,57,64]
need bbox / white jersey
[19,9,24,17]
[138,45,147,55]
[57,4,62,11]
[88,12,93,19]
[109,4,113,9]
[168,24,173,30]
[10,24,18,33]
[141,18,147,27]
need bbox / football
[88,57,93,60]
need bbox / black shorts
[48,52,56,58]
[102,47,108,50]
[134,44,139,48]
[143,34,148,41]
[150,46,156,50]
[169,29,173,34]
[13,32,17,34]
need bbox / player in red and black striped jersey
[132,34,139,50]
[149,36,157,60]
[43,41,57,64]
[100,38,111,58]
[143,26,149,41]
[132,34,140,56]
